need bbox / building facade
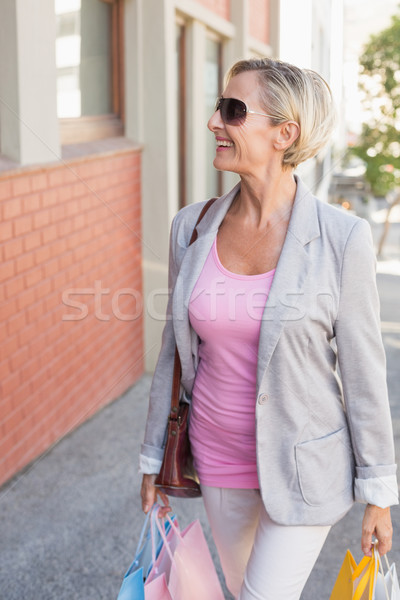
[0,0,341,487]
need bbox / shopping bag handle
[150,504,177,571]
[130,508,152,570]
[352,544,380,600]
[378,552,394,600]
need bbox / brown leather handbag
[155,198,216,498]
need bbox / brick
[6,439,30,469]
[47,168,64,188]
[11,176,31,197]
[19,356,41,383]
[58,185,73,203]
[23,193,41,213]
[24,266,43,288]
[30,172,48,192]
[49,204,65,223]
[10,346,30,372]
[14,214,32,236]
[1,371,20,397]
[45,291,62,312]
[57,218,73,237]
[34,244,51,265]
[33,209,50,229]
[7,311,26,336]
[16,287,36,311]
[0,357,11,382]
[5,275,25,299]
[41,188,58,208]
[41,224,58,243]
[2,294,18,319]
[42,257,58,278]
[65,199,80,217]
[72,182,85,198]
[23,230,42,252]
[73,213,86,230]
[2,408,24,437]
[0,260,15,283]
[3,197,22,219]
[30,369,50,393]
[58,251,74,270]
[0,220,13,242]
[49,238,67,257]
[75,161,98,180]
[16,252,35,274]
[0,333,19,363]
[0,179,12,201]
[4,238,23,260]
[0,431,14,461]
[34,278,52,300]
[26,303,44,326]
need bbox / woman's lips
[216,137,234,151]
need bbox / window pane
[205,38,220,199]
[55,0,112,118]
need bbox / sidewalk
[1,269,399,599]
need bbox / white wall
[0,0,60,165]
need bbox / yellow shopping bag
[330,548,380,600]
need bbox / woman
[140,58,398,599]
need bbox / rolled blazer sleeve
[334,219,398,507]
[139,216,180,474]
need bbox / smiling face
[207,70,281,177]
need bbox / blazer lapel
[172,183,240,386]
[256,177,321,390]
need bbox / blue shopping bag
[117,507,177,600]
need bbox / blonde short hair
[226,58,336,169]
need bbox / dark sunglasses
[214,97,275,126]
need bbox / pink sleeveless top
[188,237,275,488]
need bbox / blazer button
[258,393,268,405]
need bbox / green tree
[352,11,400,195]
[351,10,400,254]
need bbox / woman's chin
[213,155,239,174]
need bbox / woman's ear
[273,121,300,151]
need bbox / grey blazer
[141,176,398,526]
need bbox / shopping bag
[151,507,225,600]
[375,555,400,600]
[117,506,178,600]
[329,550,357,599]
[330,546,380,600]
[145,573,173,600]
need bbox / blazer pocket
[295,427,355,507]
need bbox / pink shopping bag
[145,573,173,600]
[153,509,225,600]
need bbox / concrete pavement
[0,256,399,600]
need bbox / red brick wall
[0,149,143,487]
[195,0,230,20]
[249,0,270,45]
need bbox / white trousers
[201,486,331,600]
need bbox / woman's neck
[234,168,297,229]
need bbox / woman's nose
[207,107,224,132]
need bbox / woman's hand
[140,474,171,517]
[361,504,393,556]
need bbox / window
[205,35,223,199]
[55,0,124,144]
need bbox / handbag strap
[169,197,217,417]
